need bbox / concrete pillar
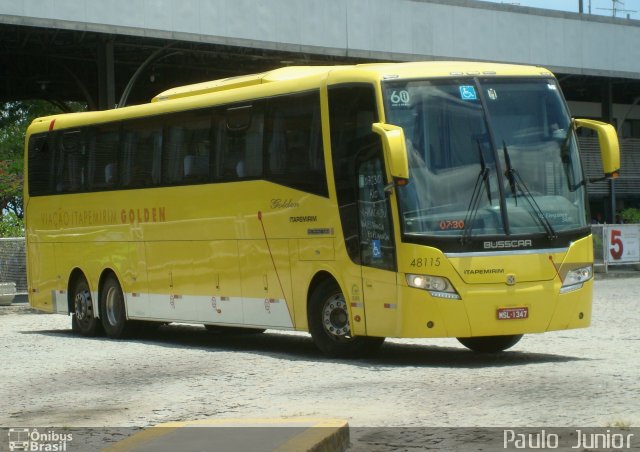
[97,39,116,110]
[601,80,613,123]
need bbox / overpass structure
[1,0,639,215]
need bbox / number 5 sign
[605,225,640,263]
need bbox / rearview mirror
[574,118,620,178]
[372,123,409,180]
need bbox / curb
[102,418,349,452]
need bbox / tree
[0,100,85,235]
[620,208,640,224]
[0,211,24,237]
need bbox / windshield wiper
[460,141,493,243]
[502,142,518,203]
[502,142,557,240]
[478,140,493,206]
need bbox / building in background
[1,0,639,219]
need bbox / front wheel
[308,279,384,358]
[100,274,133,338]
[457,334,523,353]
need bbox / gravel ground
[1,276,638,450]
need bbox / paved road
[1,277,638,450]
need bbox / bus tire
[99,274,133,339]
[457,334,523,353]
[308,279,384,358]
[71,276,102,337]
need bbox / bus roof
[27,61,554,134]
[151,61,553,102]
[151,66,334,102]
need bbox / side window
[28,134,56,196]
[121,119,163,188]
[265,91,327,196]
[89,124,120,190]
[328,84,379,263]
[56,130,87,193]
[357,149,395,271]
[217,104,264,181]
[162,110,213,185]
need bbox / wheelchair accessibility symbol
[372,239,382,258]
[459,85,477,100]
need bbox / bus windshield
[383,78,587,239]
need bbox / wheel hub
[322,294,351,338]
[74,290,92,320]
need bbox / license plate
[497,307,528,320]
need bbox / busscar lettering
[484,240,533,249]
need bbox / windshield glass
[383,78,587,238]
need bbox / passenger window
[56,130,87,193]
[89,124,120,190]
[162,111,212,185]
[265,91,327,196]
[28,134,56,196]
[357,148,395,271]
[218,104,264,180]
[121,119,163,188]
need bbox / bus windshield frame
[382,77,589,247]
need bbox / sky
[482,0,640,19]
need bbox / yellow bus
[24,61,619,357]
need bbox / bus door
[356,146,398,337]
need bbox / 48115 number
[409,257,441,268]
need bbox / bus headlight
[406,274,461,300]
[559,265,593,294]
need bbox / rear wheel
[457,334,523,353]
[100,274,133,338]
[71,276,102,336]
[308,279,384,358]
